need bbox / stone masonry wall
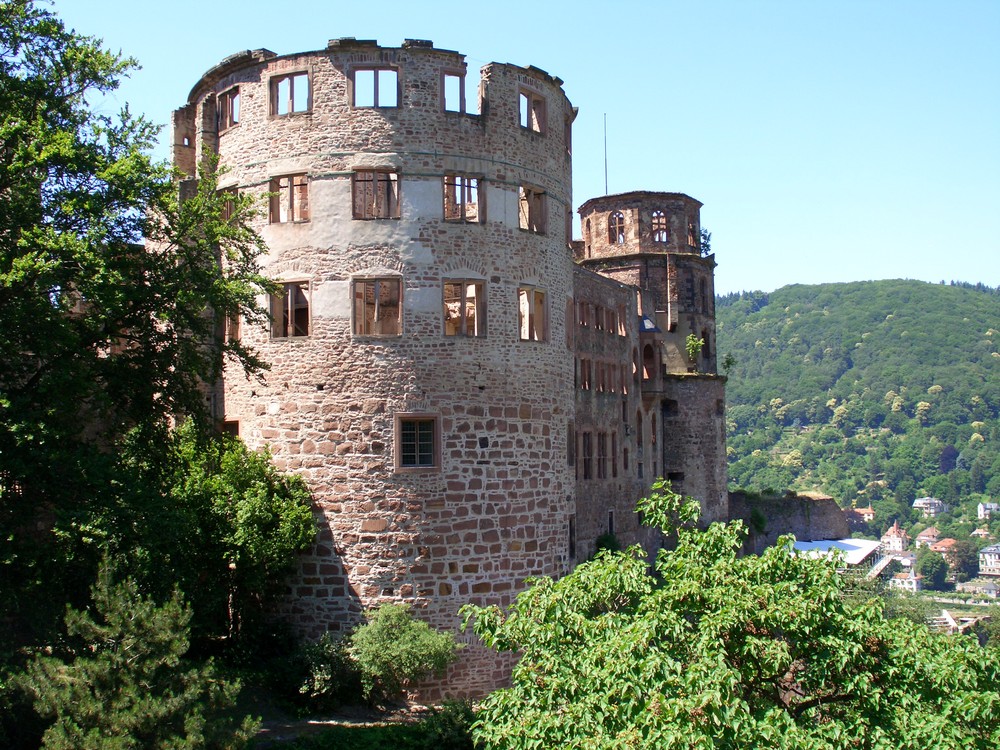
[177,40,575,696]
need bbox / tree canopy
[463,480,1000,749]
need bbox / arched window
[642,343,656,381]
[652,210,668,242]
[608,211,625,244]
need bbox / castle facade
[172,39,726,693]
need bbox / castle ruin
[172,38,727,694]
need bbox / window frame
[352,169,400,220]
[608,211,625,244]
[517,285,547,342]
[652,209,668,243]
[518,185,545,234]
[270,281,310,339]
[518,88,546,133]
[269,174,309,223]
[443,174,482,223]
[352,276,403,337]
[218,86,240,131]
[443,279,486,337]
[270,72,310,117]
[352,67,400,108]
[395,413,440,472]
[442,71,465,113]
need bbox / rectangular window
[518,285,546,341]
[353,170,400,219]
[397,415,438,470]
[567,422,575,467]
[219,87,240,130]
[579,359,591,390]
[269,175,309,223]
[271,72,309,116]
[443,72,464,113]
[443,175,481,223]
[582,432,593,480]
[219,187,237,223]
[354,68,399,108]
[611,432,618,478]
[225,312,241,343]
[519,89,546,133]
[518,186,545,234]
[271,281,309,338]
[597,432,607,479]
[443,280,485,336]
[353,278,402,336]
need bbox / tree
[950,539,980,583]
[463,480,1000,749]
[0,0,272,642]
[17,563,257,749]
[918,551,949,590]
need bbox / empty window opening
[519,89,546,132]
[701,329,712,358]
[269,174,309,223]
[354,68,398,108]
[568,515,576,559]
[272,72,309,116]
[667,471,685,485]
[443,72,464,112]
[608,211,625,244]
[443,175,481,222]
[219,187,237,223]
[607,510,615,537]
[271,281,309,338]
[518,285,546,341]
[618,305,627,336]
[579,359,591,390]
[611,432,618,478]
[597,432,608,479]
[651,414,657,445]
[443,280,485,336]
[564,115,572,157]
[567,423,575,467]
[221,420,240,437]
[398,416,437,469]
[353,170,400,219]
[353,278,402,336]
[652,210,668,242]
[518,186,545,234]
[582,432,593,480]
[642,343,656,380]
[623,447,630,471]
[663,398,678,417]
[224,312,241,343]
[219,87,240,130]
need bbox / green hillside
[717,280,1000,529]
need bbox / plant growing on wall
[685,333,705,366]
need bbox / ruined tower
[173,39,576,692]
[576,193,728,524]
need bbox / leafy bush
[418,700,476,750]
[348,604,459,703]
[16,565,257,749]
[296,632,362,712]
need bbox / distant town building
[913,497,947,518]
[889,569,922,593]
[915,526,940,548]
[980,544,1000,577]
[930,538,960,569]
[978,502,1000,520]
[972,527,993,540]
[880,520,909,553]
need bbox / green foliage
[16,564,257,749]
[296,632,361,713]
[463,483,1000,749]
[685,332,705,364]
[593,532,621,554]
[0,0,274,649]
[718,281,1000,513]
[348,604,460,704]
[918,551,949,590]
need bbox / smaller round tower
[576,192,728,523]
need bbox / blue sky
[53,0,999,295]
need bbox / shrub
[348,604,459,703]
[297,632,362,712]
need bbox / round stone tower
[576,193,728,523]
[172,39,576,693]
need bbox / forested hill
[717,280,1000,525]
